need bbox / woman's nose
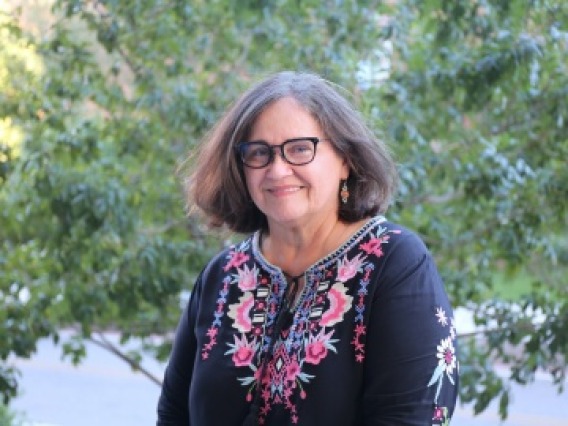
[265,149,293,176]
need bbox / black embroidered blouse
[157,217,459,425]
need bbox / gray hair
[187,71,398,233]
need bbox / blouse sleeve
[362,231,459,425]
[156,271,203,425]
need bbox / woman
[157,71,458,425]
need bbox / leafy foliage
[1,0,566,419]
[0,402,25,426]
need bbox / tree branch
[89,332,162,386]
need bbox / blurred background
[1,0,566,424]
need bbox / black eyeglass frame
[235,137,324,169]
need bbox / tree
[1,0,566,419]
[374,1,568,417]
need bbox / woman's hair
[185,71,398,234]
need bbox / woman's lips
[267,185,302,196]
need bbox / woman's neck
[260,217,368,276]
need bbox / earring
[340,180,349,204]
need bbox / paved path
[452,367,568,426]
[10,333,162,426]
[9,324,568,426]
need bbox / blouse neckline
[251,215,386,278]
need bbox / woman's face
[243,97,349,232]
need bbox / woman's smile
[266,185,303,197]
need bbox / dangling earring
[340,180,350,204]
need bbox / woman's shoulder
[357,216,434,271]
[362,216,429,252]
[379,219,428,251]
[201,234,256,278]
[362,217,443,297]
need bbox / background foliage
[1,0,566,418]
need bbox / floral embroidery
[436,337,457,377]
[201,240,252,360]
[432,405,450,426]
[320,282,353,327]
[304,328,338,365]
[336,253,366,282]
[223,246,250,272]
[360,238,384,257]
[351,323,367,363]
[226,333,258,367]
[428,306,458,425]
[201,217,411,424]
[259,344,315,423]
[435,307,448,326]
[351,264,373,363]
[360,225,401,257]
[201,276,230,360]
[227,292,255,333]
[233,264,259,291]
[349,225,401,363]
[449,317,457,340]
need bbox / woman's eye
[248,147,269,157]
[289,144,311,154]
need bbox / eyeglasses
[236,137,324,169]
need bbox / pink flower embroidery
[360,227,401,257]
[235,264,258,291]
[227,292,254,333]
[304,329,336,365]
[223,249,250,271]
[336,253,366,282]
[320,282,353,327]
[285,357,301,382]
[437,336,457,376]
[428,335,457,395]
[432,405,450,425]
[226,333,256,367]
[360,237,386,257]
